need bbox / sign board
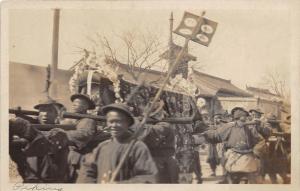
[173,12,218,46]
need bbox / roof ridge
[193,70,231,83]
[246,86,280,97]
[247,86,271,93]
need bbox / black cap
[34,98,64,110]
[231,107,249,116]
[249,108,264,114]
[70,93,95,110]
[102,103,134,126]
[213,113,222,117]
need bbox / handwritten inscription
[12,183,63,191]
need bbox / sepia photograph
[1,0,300,190]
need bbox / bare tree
[77,30,168,83]
[71,29,207,87]
[260,69,290,104]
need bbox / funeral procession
[8,9,291,184]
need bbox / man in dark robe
[9,99,70,183]
[206,113,223,177]
[250,108,270,183]
[264,114,290,184]
[142,100,179,183]
[77,103,158,183]
[64,93,98,183]
[10,94,98,183]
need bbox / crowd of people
[9,93,291,184]
[203,107,291,183]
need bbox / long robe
[77,133,158,183]
[65,118,98,182]
[9,117,98,183]
[204,121,270,173]
[143,122,179,183]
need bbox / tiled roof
[246,86,280,97]
[190,70,252,97]
[116,63,252,97]
[10,61,252,106]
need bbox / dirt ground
[9,145,290,184]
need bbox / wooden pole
[109,39,191,183]
[109,12,206,183]
[50,9,60,98]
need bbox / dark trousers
[193,151,202,183]
[207,144,220,173]
[153,156,179,183]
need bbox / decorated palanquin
[69,54,206,183]
[69,54,200,118]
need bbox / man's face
[254,112,262,119]
[214,115,222,124]
[250,111,260,119]
[227,116,233,122]
[38,105,58,124]
[106,110,130,138]
[72,98,89,113]
[239,114,247,123]
[202,114,210,125]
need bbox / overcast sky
[9,7,291,89]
